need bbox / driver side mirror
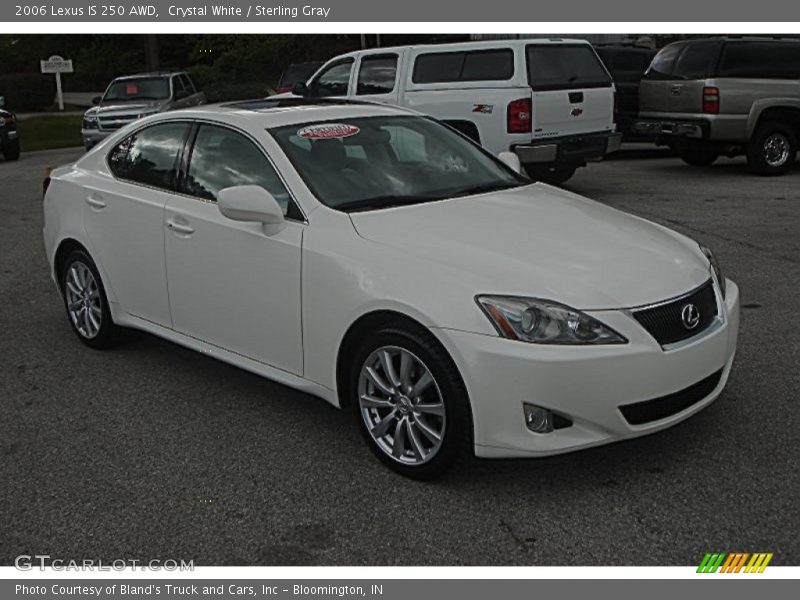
[292,81,308,97]
[498,151,522,174]
[0,96,5,108]
[91,95,102,105]
[218,185,284,226]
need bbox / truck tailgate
[532,86,614,139]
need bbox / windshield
[103,76,171,102]
[270,115,527,211]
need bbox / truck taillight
[702,87,719,115]
[507,98,532,134]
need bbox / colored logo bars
[697,552,773,573]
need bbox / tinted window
[108,122,188,190]
[526,45,611,90]
[672,41,721,79]
[643,42,686,80]
[179,74,196,94]
[718,42,800,79]
[596,49,654,81]
[185,124,293,216]
[309,60,353,97]
[412,49,514,83]
[356,54,398,95]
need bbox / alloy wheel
[763,133,791,168]
[358,346,446,466]
[65,261,103,339]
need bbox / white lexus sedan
[43,100,740,479]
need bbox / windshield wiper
[449,181,524,198]
[336,194,444,213]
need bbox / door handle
[166,219,195,235]
[85,195,106,209]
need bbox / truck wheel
[672,140,719,166]
[2,139,20,161]
[746,122,797,176]
[524,164,577,185]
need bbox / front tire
[350,325,472,480]
[746,122,797,176]
[60,249,118,348]
[2,139,20,161]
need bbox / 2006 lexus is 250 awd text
[43,99,740,479]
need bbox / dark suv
[594,45,657,138]
[636,37,800,175]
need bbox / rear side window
[671,41,722,80]
[185,124,294,216]
[357,54,398,95]
[718,42,800,79]
[412,49,514,84]
[526,45,611,91]
[108,122,189,190]
[643,43,686,80]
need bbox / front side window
[108,122,189,190]
[184,124,293,215]
[356,54,398,95]
[309,60,353,97]
[103,76,171,102]
[270,115,526,211]
[179,74,196,94]
[526,45,611,91]
[412,49,514,84]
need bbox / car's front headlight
[82,115,98,129]
[700,244,726,299]
[476,295,627,345]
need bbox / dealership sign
[40,55,73,111]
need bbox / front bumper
[434,279,739,459]
[513,131,622,165]
[81,128,111,149]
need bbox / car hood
[85,100,165,117]
[348,184,710,310]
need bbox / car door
[83,121,190,326]
[163,122,304,374]
[351,52,400,104]
[306,58,355,98]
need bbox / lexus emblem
[681,303,701,330]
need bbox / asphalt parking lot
[1,147,798,566]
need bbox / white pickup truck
[285,39,621,183]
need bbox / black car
[595,45,657,139]
[0,96,20,161]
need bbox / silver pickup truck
[636,37,800,175]
[82,71,205,150]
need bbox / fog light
[523,403,554,433]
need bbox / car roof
[154,99,418,129]
[112,71,185,81]
[333,37,592,58]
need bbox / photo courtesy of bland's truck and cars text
[0,0,799,597]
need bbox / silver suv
[636,37,800,175]
[82,71,206,150]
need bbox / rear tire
[672,140,719,167]
[60,249,118,349]
[350,325,472,480]
[524,163,577,185]
[746,122,797,176]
